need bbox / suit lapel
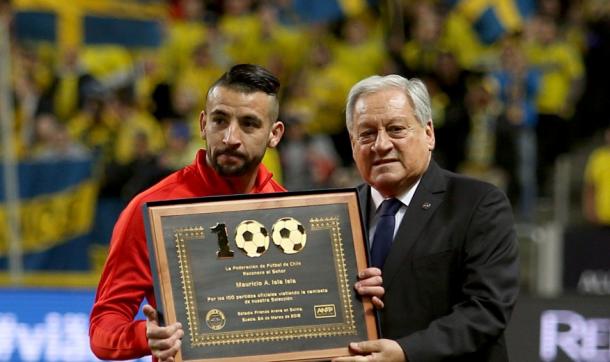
[382,161,447,289]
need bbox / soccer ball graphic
[271,217,307,254]
[234,220,269,257]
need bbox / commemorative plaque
[144,189,378,362]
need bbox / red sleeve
[89,196,155,360]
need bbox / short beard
[209,149,264,177]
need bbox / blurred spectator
[460,75,505,189]
[525,15,584,194]
[155,0,219,122]
[39,48,96,122]
[278,116,313,190]
[132,51,171,119]
[278,116,337,190]
[119,132,172,202]
[332,14,385,81]
[30,113,90,161]
[11,44,50,156]
[171,77,201,132]
[537,0,563,20]
[99,131,170,204]
[296,39,354,164]
[109,86,165,165]
[491,37,541,221]
[218,0,260,64]
[441,3,497,70]
[158,121,198,171]
[430,51,470,172]
[399,2,444,75]
[164,0,218,78]
[174,41,224,113]
[308,135,339,188]
[582,125,610,226]
[66,82,117,162]
[29,113,60,158]
[254,2,310,84]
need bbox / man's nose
[223,122,241,146]
[371,129,392,153]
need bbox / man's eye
[212,117,227,125]
[241,118,261,130]
[243,120,256,128]
[387,126,407,137]
[358,131,376,143]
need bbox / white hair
[345,74,432,133]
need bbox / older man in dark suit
[334,75,519,362]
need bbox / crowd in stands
[4,0,610,224]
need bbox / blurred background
[0,0,609,361]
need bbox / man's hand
[332,339,406,362]
[143,305,184,362]
[354,267,385,309]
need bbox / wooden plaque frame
[144,189,377,362]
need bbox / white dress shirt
[367,179,421,247]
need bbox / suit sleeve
[89,199,154,360]
[398,187,520,360]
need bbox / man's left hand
[354,267,385,309]
[332,339,406,362]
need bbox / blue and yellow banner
[12,0,167,49]
[0,160,97,272]
[292,0,374,23]
[452,0,536,44]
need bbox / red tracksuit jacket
[89,149,285,360]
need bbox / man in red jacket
[89,64,288,361]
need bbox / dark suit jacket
[357,161,519,362]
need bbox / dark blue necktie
[371,198,402,269]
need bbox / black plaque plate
[144,189,377,361]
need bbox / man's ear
[426,120,435,151]
[267,121,285,148]
[199,111,206,140]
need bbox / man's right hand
[143,305,184,362]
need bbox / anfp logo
[314,304,336,319]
